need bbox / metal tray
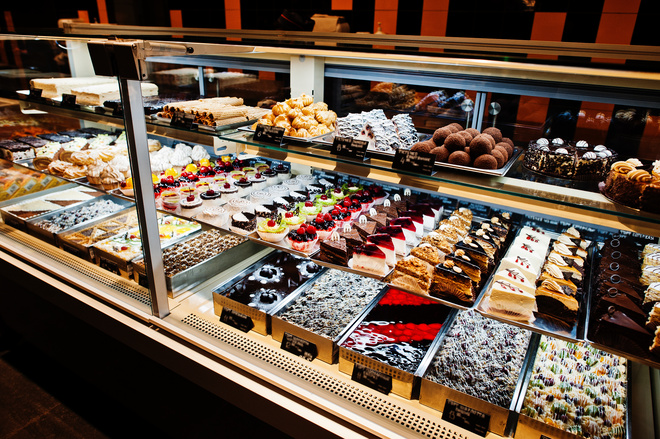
[271,282,387,364]
[24,195,134,246]
[417,323,540,437]
[237,125,333,144]
[336,288,457,399]
[246,230,321,259]
[92,217,202,279]
[514,336,631,439]
[317,132,522,177]
[475,230,593,344]
[132,232,261,298]
[0,183,94,230]
[211,251,327,336]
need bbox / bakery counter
[219,130,660,236]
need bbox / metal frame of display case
[2,31,660,438]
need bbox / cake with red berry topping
[367,233,396,266]
[390,217,417,245]
[350,243,389,275]
[311,213,336,240]
[376,225,407,255]
[285,223,319,253]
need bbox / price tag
[392,149,435,175]
[254,124,285,145]
[99,258,121,276]
[220,308,254,333]
[351,363,392,395]
[170,111,197,130]
[331,136,369,160]
[280,332,318,361]
[441,399,490,437]
[61,93,79,108]
[29,88,43,100]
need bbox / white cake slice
[498,255,540,283]
[72,82,158,106]
[30,76,115,99]
[510,240,546,272]
[494,267,536,296]
[487,279,537,322]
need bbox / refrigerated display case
[1,29,660,438]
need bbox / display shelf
[220,130,660,235]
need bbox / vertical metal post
[198,66,206,97]
[118,78,170,318]
[472,91,487,131]
[290,55,324,101]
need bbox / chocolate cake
[318,237,349,266]
[430,260,476,304]
[594,305,652,356]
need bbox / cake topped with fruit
[285,223,319,252]
[311,212,336,240]
[257,217,289,243]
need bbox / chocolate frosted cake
[524,137,616,179]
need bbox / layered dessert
[133,230,245,277]
[2,186,100,219]
[278,270,384,339]
[59,210,142,250]
[603,158,660,213]
[524,137,617,179]
[217,252,322,313]
[425,310,531,407]
[341,288,448,373]
[522,336,627,438]
[32,199,125,233]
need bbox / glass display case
[1,29,660,438]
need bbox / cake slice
[487,279,537,322]
[498,255,539,284]
[399,210,424,238]
[318,237,349,266]
[408,204,436,230]
[389,255,433,294]
[552,241,588,259]
[595,290,647,327]
[643,243,660,258]
[447,250,482,285]
[534,280,579,324]
[376,225,406,255]
[542,261,582,286]
[351,243,388,275]
[538,265,578,296]
[647,303,660,332]
[642,266,660,286]
[494,267,535,296]
[367,233,396,266]
[430,260,476,304]
[594,306,652,356]
[546,251,585,276]
[390,217,417,245]
[509,240,545,273]
[456,238,489,273]
[353,219,378,241]
[410,242,445,266]
[420,231,455,255]
[366,211,389,228]
[643,252,660,269]
[338,227,363,256]
[644,282,660,305]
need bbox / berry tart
[257,217,289,243]
[340,198,363,221]
[329,205,352,229]
[350,189,375,213]
[311,213,337,240]
[285,223,319,253]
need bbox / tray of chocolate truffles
[515,335,629,439]
[337,287,456,399]
[24,194,134,245]
[131,229,258,298]
[417,310,539,437]
[385,207,516,310]
[585,236,660,369]
[0,184,104,230]
[476,224,594,343]
[271,269,386,364]
[212,250,325,336]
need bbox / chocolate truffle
[481,133,496,148]
[482,127,502,143]
[432,127,452,145]
[491,149,505,168]
[496,142,513,159]
[444,133,467,152]
[473,154,498,169]
[501,137,514,148]
[493,145,509,162]
[445,124,460,133]
[410,140,434,153]
[448,150,471,166]
[448,123,464,132]
[457,130,473,143]
[469,135,492,159]
[430,146,450,162]
[465,128,480,138]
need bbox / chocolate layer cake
[430,260,476,304]
[318,237,348,266]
